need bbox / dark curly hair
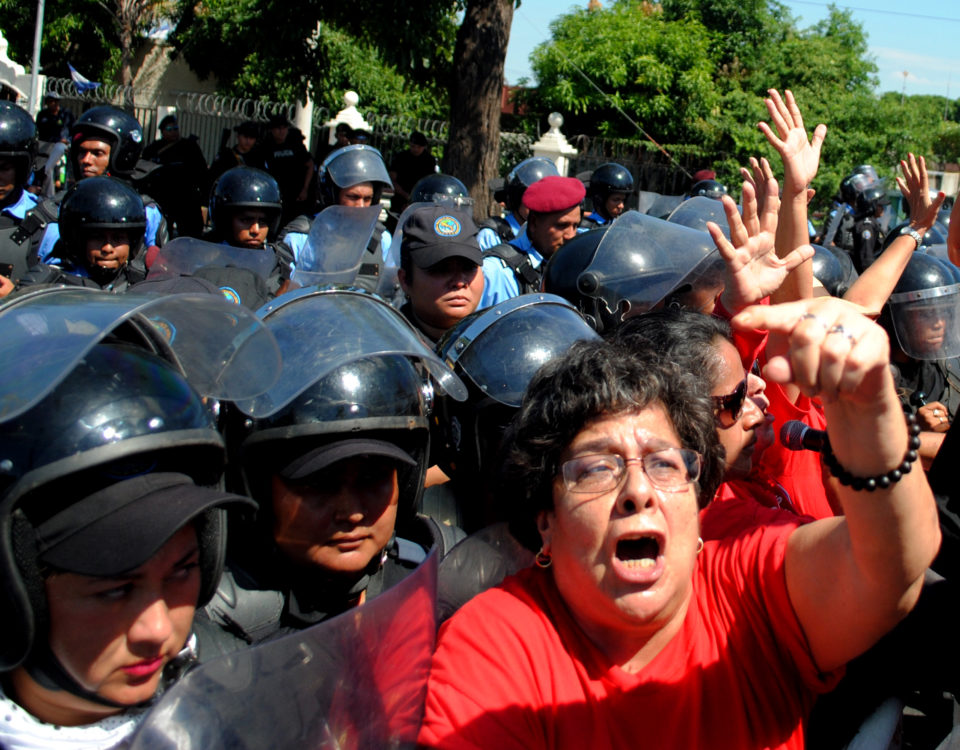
[501,337,723,550]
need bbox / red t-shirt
[701,476,814,541]
[419,523,841,750]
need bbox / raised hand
[758,89,827,197]
[710,181,813,314]
[897,153,945,234]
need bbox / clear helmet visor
[666,195,734,238]
[292,204,380,287]
[888,284,960,360]
[148,236,277,279]
[0,288,281,421]
[236,288,466,417]
[578,211,717,318]
[322,144,391,189]
[441,294,600,407]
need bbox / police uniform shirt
[479,224,543,308]
[580,211,608,230]
[852,216,881,273]
[37,203,164,265]
[2,189,38,222]
[261,134,310,201]
[35,108,75,143]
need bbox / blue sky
[504,0,960,99]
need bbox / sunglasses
[712,360,759,428]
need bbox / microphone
[780,420,828,453]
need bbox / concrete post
[531,112,578,176]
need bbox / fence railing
[43,78,696,196]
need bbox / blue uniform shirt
[285,227,392,272]
[2,190,38,221]
[479,225,543,308]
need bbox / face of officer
[84,230,132,275]
[605,192,627,220]
[527,205,581,259]
[906,305,948,355]
[399,256,484,335]
[338,182,375,208]
[229,208,270,249]
[76,139,111,180]
[236,133,256,154]
[0,159,16,204]
[269,125,288,145]
[10,525,200,726]
[270,455,400,579]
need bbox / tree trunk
[442,0,514,222]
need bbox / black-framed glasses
[560,449,702,494]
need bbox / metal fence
[43,77,694,195]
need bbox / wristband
[899,225,924,250]
[822,409,921,491]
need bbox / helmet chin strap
[23,644,131,710]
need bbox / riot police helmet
[0,101,37,187]
[854,185,888,219]
[504,157,559,213]
[686,179,728,200]
[588,163,634,218]
[410,173,471,206]
[318,144,392,207]
[70,105,144,177]
[883,220,947,252]
[811,244,846,297]
[0,290,273,687]
[887,253,960,360]
[209,166,283,241]
[543,211,719,333]
[58,176,147,266]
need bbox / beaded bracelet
[822,410,921,491]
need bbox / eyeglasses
[560,449,702,494]
[712,360,759,428]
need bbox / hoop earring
[535,547,552,569]
[696,537,704,554]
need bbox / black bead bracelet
[822,410,921,491]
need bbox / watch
[900,225,924,249]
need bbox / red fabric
[419,523,841,750]
[522,176,585,213]
[701,476,814,541]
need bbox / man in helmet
[30,106,169,266]
[205,289,464,641]
[481,157,560,243]
[848,184,889,273]
[580,162,633,230]
[479,175,584,308]
[279,144,393,292]
[0,292,267,743]
[13,177,148,293]
[0,102,40,285]
[398,205,484,344]
[389,131,437,218]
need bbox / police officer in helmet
[278,144,393,292]
[0,102,39,286]
[580,162,633,230]
[483,157,560,244]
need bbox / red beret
[522,175,586,214]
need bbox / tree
[106,0,170,85]
[442,0,515,218]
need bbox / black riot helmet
[882,221,947,252]
[209,166,283,241]
[505,157,559,213]
[433,294,599,526]
[886,253,960,360]
[410,173,471,206]
[687,179,728,200]
[811,244,846,297]
[0,101,37,187]
[0,289,277,686]
[543,211,718,333]
[70,105,144,178]
[58,176,147,268]
[318,144,392,208]
[233,287,466,528]
[855,185,888,219]
[588,162,634,218]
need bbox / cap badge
[434,215,461,237]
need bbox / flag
[67,63,101,94]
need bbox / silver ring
[934,409,942,418]
[826,324,857,346]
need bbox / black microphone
[780,420,828,453]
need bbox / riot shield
[293,205,381,287]
[130,551,438,750]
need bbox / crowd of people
[0,86,958,749]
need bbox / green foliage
[171,0,459,116]
[0,0,119,84]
